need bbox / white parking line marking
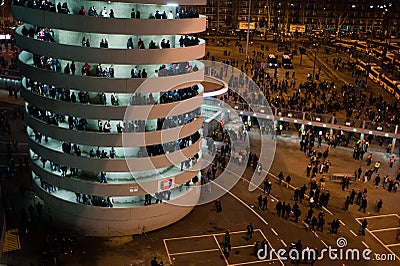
[163,239,172,265]
[231,244,256,249]
[214,230,248,236]
[370,227,400,233]
[355,213,399,220]
[170,248,220,256]
[257,229,285,266]
[164,234,215,241]
[355,219,400,261]
[386,243,400,248]
[213,234,229,265]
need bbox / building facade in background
[195,0,399,37]
[12,0,206,236]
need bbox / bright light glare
[167,3,179,7]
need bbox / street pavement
[0,39,399,265]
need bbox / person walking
[360,218,368,236]
[278,171,284,185]
[366,153,372,166]
[374,161,381,173]
[374,174,381,188]
[383,175,389,190]
[344,196,350,212]
[262,196,268,210]
[246,223,254,240]
[224,230,231,251]
[215,199,222,213]
[377,199,383,213]
[390,156,396,168]
[285,175,291,188]
[359,198,368,213]
[257,195,263,210]
[276,201,282,217]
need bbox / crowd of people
[14,0,199,20]
[31,53,200,79]
[26,100,201,134]
[31,126,200,159]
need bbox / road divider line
[321,240,328,248]
[361,241,369,249]
[213,181,269,226]
[349,229,357,237]
[239,176,279,202]
[280,239,287,248]
[322,207,333,216]
[271,228,278,236]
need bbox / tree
[333,0,349,35]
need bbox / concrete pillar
[391,138,396,154]
[273,120,278,131]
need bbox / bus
[379,73,400,100]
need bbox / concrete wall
[12,5,206,35]
[19,52,204,93]
[22,87,204,120]
[15,31,205,65]
[32,178,201,237]
[28,137,202,172]
[31,158,201,196]
[55,29,177,49]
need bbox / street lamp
[365,49,371,91]
[245,0,252,60]
[312,44,318,82]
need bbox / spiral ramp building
[12,0,206,236]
